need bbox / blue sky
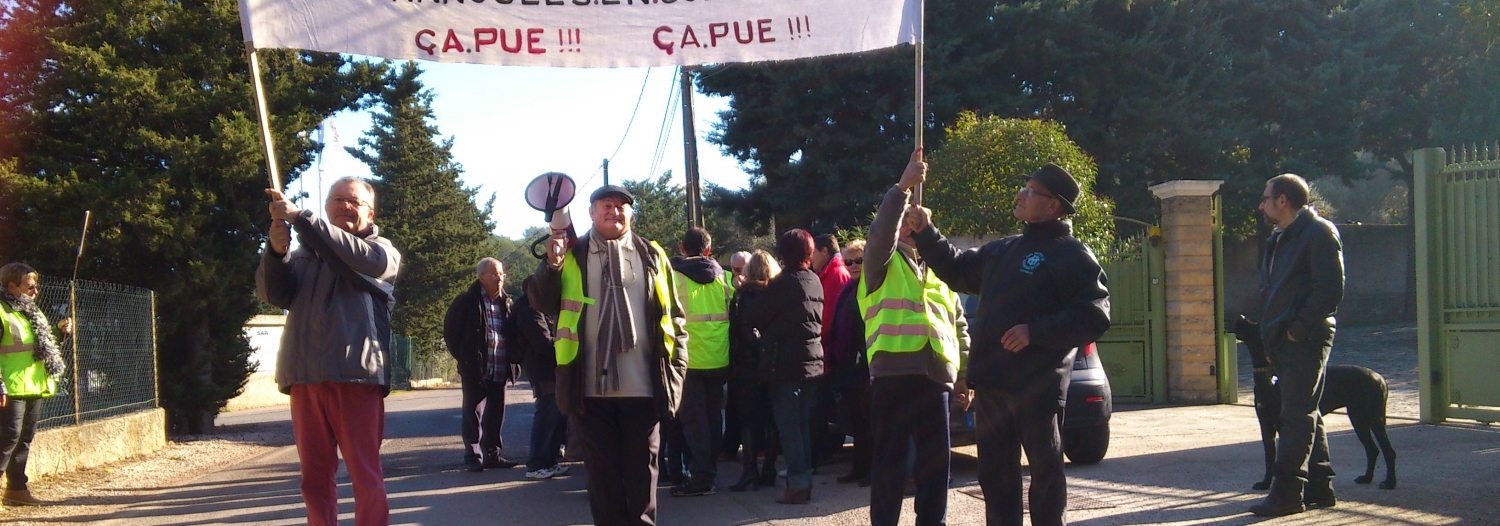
[292,62,753,239]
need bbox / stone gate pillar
[1149,180,1224,404]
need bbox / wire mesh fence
[391,335,457,388]
[31,278,156,430]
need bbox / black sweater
[914,220,1111,395]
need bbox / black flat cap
[1029,163,1079,215]
[589,184,635,205]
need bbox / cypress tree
[349,62,496,359]
[0,0,384,433]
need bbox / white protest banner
[238,0,921,68]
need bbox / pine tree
[0,0,384,433]
[349,62,496,359]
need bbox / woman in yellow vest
[0,263,70,507]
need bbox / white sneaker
[526,464,570,480]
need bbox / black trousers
[721,379,741,457]
[0,397,41,491]
[678,370,726,486]
[660,416,689,484]
[974,381,1069,526]
[838,381,873,477]
[460,376,506,462]
[730,376,776,475]
[1270,338,1334,483]
[581,397,660,526]
[870,375,951,526]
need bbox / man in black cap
[905,151,1111,526]
[529,183,690,526]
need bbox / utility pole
[679,67,702,228]
[603,158,610,186]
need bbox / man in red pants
[258,177,402,526]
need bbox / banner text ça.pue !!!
[412,16,809,58]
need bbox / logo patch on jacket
[1021,252,1045,275]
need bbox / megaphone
[524,172,578,259]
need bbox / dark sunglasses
[847,258,863,265]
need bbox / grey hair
[477,257,502,275]
[329,177,378,211]
[730,251,752,266]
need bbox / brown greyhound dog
[1230,314,1397,491]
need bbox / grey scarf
[0,291,66,377]
[592,233,638,394]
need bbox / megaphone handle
[530,232,551,260]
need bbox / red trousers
[290,382,388,526]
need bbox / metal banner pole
[69,210,89,425]
[245,41,282,190]
[913,0,926,205]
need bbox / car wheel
[1063,423,1109,464]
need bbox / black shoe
[756,468,778,488]
[670,482,716,497]
[729,471,759,492]
[465,458,485,472]
[837,471,868,484]
[1303,479,1337,508]
[483,456,520,469]
[1249,478,1306,517]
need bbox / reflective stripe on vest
[0,303,55,398]
[673,270,730,370]
[0,305,33,354]
[857,255,961,365]
[555,240,679,367]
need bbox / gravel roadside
[0,423,294,525]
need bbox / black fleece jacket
[913,219,1111,396]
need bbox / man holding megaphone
[527,183,690,526]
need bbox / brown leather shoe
[776,487,811,504]
[4,489,42,506]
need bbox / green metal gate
[1413,145,1500,424]
[1096,217,1169,403]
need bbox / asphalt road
[88,385,1500,525]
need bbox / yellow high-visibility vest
[555,241,679,367]
[0,303,56,398]
[857,255,961,365]
[673,270,730,370]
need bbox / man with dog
[1248,173,1345,517]
[905,150,1111,526]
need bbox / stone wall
[1223,224,1415,327]
[29,408,167,480]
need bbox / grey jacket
[256,210,401,395]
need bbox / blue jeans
[870,375,950,526]
[0,397,41,490]
[771,378,820,491]
[526,392,567,471]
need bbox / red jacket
[816,254,851,343]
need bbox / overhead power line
[647,71,682,180]
[582,69,653,188]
